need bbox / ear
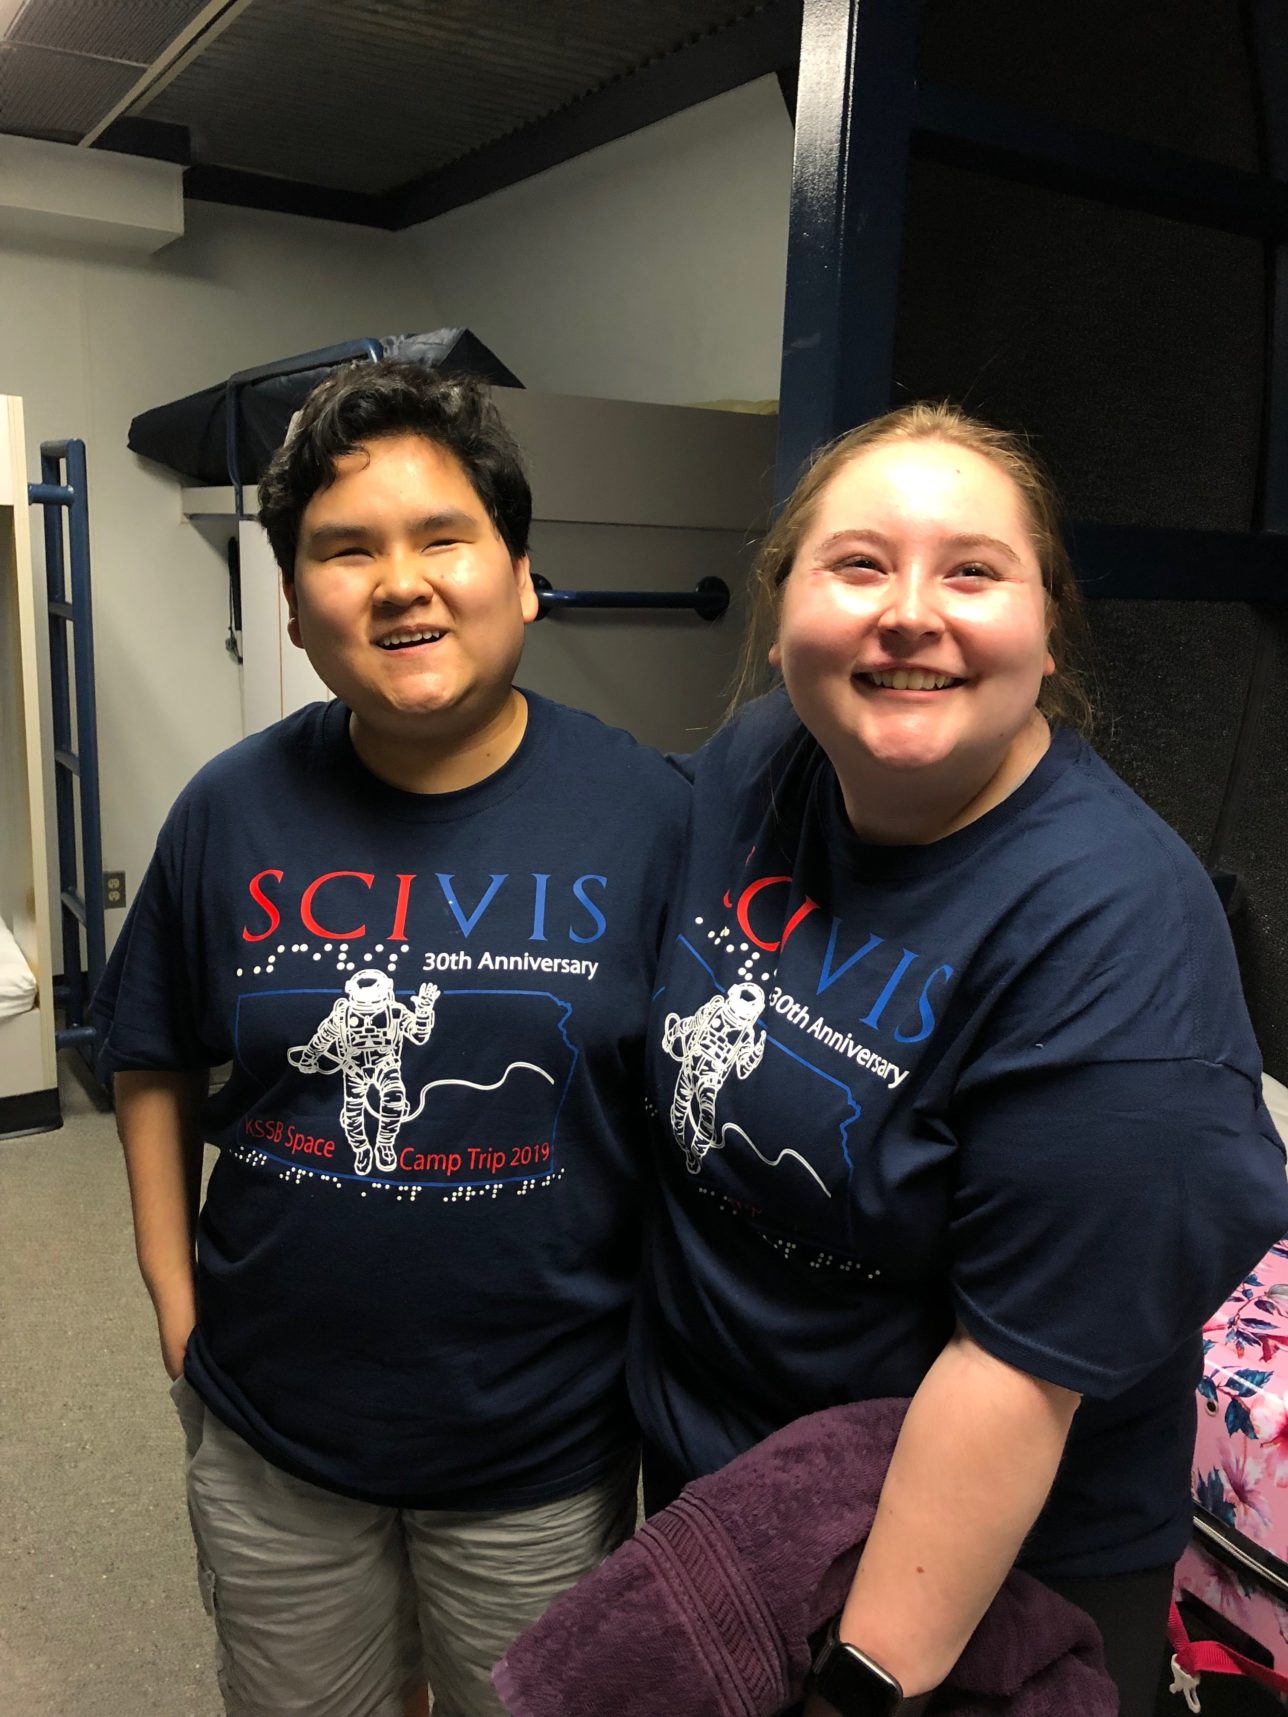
[1043,647,1056,677]
[768,638,782,670]
[282,572,303,650]
[515,554,540,625]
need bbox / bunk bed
[0,396,58,1136]
[133,336,777,752]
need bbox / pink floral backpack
[1169,1075,1288,1708]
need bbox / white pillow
[0,916,37,1021]
[1265,1072,1288,1164]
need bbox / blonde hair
[733,401,1094,731]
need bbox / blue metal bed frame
[28,440,104,1072]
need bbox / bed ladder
[28,440,104,1071]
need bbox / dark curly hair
[258,359,532,576]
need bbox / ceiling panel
[0,40,140,139]
[139,0,767,194]
[9,0,212,68]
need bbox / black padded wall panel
[1084,602,1259,860]
[919,0,1259,170]
[885,1,1284,1069]
[892,161,1265,530]
[1219,615,1288,1079]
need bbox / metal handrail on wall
[29,440,104,1068]
[532,573,730,621]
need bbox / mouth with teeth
[376,628,445,651]
[856,668,964,692]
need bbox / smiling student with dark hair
[94,361,688,1717]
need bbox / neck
[349,689,530,794]
[836,711,1052,845]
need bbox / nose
[372,545,434,608]
[877,569,943,643]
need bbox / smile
[376,629,444,650]
[856,669,963,691]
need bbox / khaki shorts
[171,1375,637,1717]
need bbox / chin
[865,744,955,774]
[357,688,461,727]
[836,717,958,775]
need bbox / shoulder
[528,692,690,817]
[681,688,816,793]
[161,703,335,838]
[1034,730,1220,921]
[976,729,1248,1064]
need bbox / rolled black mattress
[127,329,523,486]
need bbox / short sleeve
[949,1057,1288,1398]
[91,838,218,1078]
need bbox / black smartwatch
[808,1620,934,1716]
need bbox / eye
[949,562,1000,582]
[324,546,372,562]
[832,553,884,576]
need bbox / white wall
[408,77,793,405]
[0,76,792,951]
[0,201,440,933]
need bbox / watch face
[813,1636,905,1716]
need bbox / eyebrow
[303,509,478,550]
[815,527,1021,565]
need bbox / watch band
[809,1619,935,1716]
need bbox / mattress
[1267,1072,1288,1151]
[127,329,523,486]
[0,915,36,1022]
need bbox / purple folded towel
[493,1398,1116,1716]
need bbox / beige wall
[408,77,792,406]
[1,78,792,945]
[0,201,440,927]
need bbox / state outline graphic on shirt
[230,941,580,1193]
[661,938,861,1197]
[285,970,557,1178]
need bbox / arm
[406,981,440,1046]
[661,1010,690,1058]
[734,1028,765,1079]
[807,1326,1079,1710]
[115,1067,209,1380]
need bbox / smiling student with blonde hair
[630,403,1288,1717]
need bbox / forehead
[811,438,1030,540]
[303,433,484,520]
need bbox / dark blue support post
[34,440,104,1071]
[775,0,923,502]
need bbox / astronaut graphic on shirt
[288,971,440,1175]
[662,982,766,1171]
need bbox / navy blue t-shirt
[628,692,1288,1578]
[94,691,688,1509]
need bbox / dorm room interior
[2,3,1287,1714]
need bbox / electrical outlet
[104,871,126,909]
